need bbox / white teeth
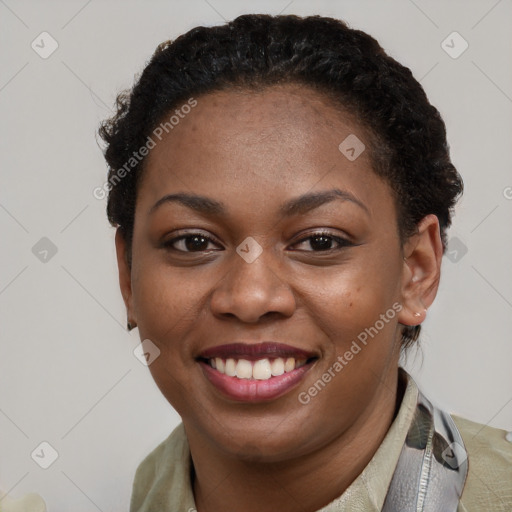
[235,359,253,379]
[253,359,272,380]
[215,358,224,373]
[209,356,308,380]
[225,358,236,377]
[284,357,295,372]
[270,358,285,376]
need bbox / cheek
[131,264,207,414]
[300,275,401,421]
[131,257,208,356]
[305,256,401,343]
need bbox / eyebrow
[149,188,369,218]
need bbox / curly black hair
[98,13,463,348]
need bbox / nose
[209,245,297,323]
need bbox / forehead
[137,84,393,221]
[148,84,365,156]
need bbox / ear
[115,228,136,328]
[397,214,443,327]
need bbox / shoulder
[452,414,512,511]
[133,422,187,483]
[129,423,191,511]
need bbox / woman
[99,14,512,512]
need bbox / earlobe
[114,228,136,329]
[398,214,443,328]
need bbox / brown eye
[291,231,352,252]
[163,233,220,253]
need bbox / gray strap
[382,390,468,512]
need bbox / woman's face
[118,84,426,460]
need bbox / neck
[188,368,404,512]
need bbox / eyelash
[161,230,353,253]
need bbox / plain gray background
[1,0,511,510]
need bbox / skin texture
[115,84,443,512]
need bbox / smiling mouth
[196,342,318,401]
[200,356,314,380]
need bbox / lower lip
[199,361,314,402]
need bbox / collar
[130,369,468,511]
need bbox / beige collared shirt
[130,370,512,511]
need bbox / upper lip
[197,342,318,361]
